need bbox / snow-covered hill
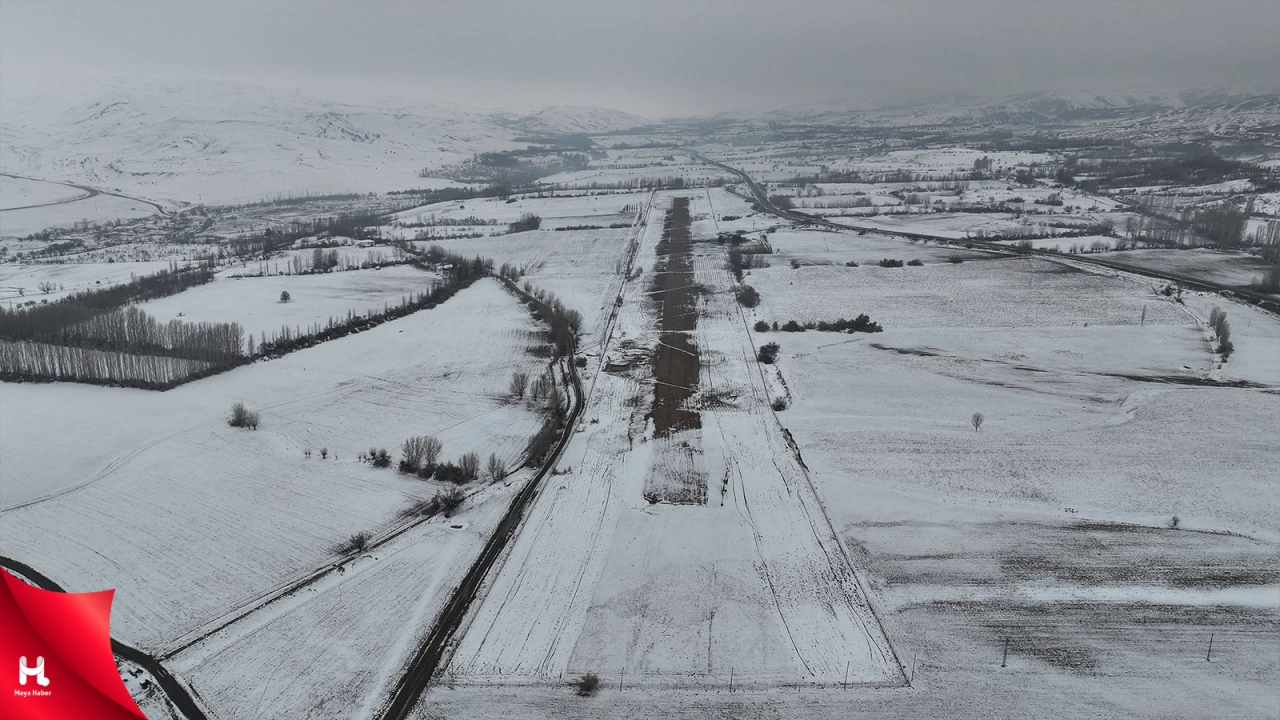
[713,86,1280,131]
[510,105,649,135]
[0,80,647,208]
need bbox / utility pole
[843,661,849,690]
[1001,637,1010,668]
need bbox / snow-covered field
[448,191,900,690]
[1093,247,1277,291]
[0,279,551,655]
[0,259,174,306]
[0,191,157,237]
[0,174,87,209]
[2,99,1278,719]
[140,264,441,347]
[748,254,1188,329]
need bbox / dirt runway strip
[646,197,707,504]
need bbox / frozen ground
[0,278,550,654]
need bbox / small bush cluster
[907,259,924,266]
[736,284,760,308]
[368,448,391,468]
[878,259,905,268]
[844,260,860,267]
[771,397,789,411]
[574,673,601,697]
[753,320,770,332]
[228,402,260,429]
[507,213,542,233]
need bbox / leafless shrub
[334,531,371,555]
[487,452,506,482]
[509,371,529,399]
[971,412,985,431]
[229,402,260,429]
[436,486,465,514]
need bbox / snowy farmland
[1,76,1278,720]
[1,279,552,654]
[140,264,443,347]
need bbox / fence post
[1001,637,1009,668]
[1206,633,1214,662]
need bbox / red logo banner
[0,568,146,719]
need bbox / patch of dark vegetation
[878,258,905,268]
[507,212,543,234]
[772,315,883,333]
[870,343,937,356]
[1100,373,1260,388]
[334,532,371,556]
[757,342,780,364]
[573,673,601,696]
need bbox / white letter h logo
[18,655,49,686]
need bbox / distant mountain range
[709,86,1280,130]
[3,78,1275,209]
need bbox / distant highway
[0,172,169,216]
[694,153,1280,316]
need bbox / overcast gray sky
[2,0,1277,117]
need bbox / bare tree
[509,371,529,399]
[971,412,985,432]
[486,452,506,482]
[530,373,551,400]
[401,435,443,473]
[320,447,328,459]
[280,290,291,303]
[458,452,480,482]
